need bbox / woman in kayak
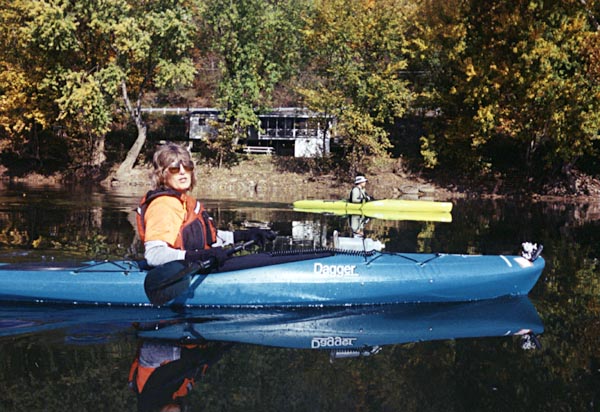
[137,143,275,268]
[349,175,374,203]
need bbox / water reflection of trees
[0,205,135,259]
[1,336,597,412]
[0,337,137,410]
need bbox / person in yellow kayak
[349,175,374,203]
[347,175,375,237]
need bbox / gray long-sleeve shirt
[144,230,235,267]
[350,186,371,203]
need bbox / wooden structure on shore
[246,107,332,157]
[141,107,333,157]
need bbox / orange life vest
[128,343,208,409]
[136,188,217,250]
[128,354,204,397]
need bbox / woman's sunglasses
[167,161,194,174]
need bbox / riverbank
[5,155,600,203]
[105,156,600,204]
[105,156,459,203]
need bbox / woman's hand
[233,228,276,247]
[185,247,229,268]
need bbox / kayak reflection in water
[128,340,232,412]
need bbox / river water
[0,183,599,411]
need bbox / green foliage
[200,121,242,168]
[56,71,112,135]
[22,0,80,52]
[419,134,439,169]
[300,0,416,173]
[337,107,392,178]
[417,0,600,183]
[4,0,600,185]
[202,0,305,130]
[1,0,199,173]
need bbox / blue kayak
[0,247,545,307]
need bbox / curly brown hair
[150,143,197,190]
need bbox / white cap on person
[354,176,367,184]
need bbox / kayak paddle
[144,241,254,306]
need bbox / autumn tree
[201,0,306,148]
[2,0,127,170]
[300,0,417,176]
[417,0,600,187]
[1,0,198,180]
[110,0,198,181]
[0,0,55,164]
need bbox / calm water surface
[0,183,599,411]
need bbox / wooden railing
[243,146,274,155]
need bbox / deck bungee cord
[268,247,376,258]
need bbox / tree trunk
[114,121,147,181]
[113,80,147,182]
[91,134,106,166]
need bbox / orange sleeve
[143,196,186,247]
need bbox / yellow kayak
[293,198,453,214]
[293,207,452,222]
